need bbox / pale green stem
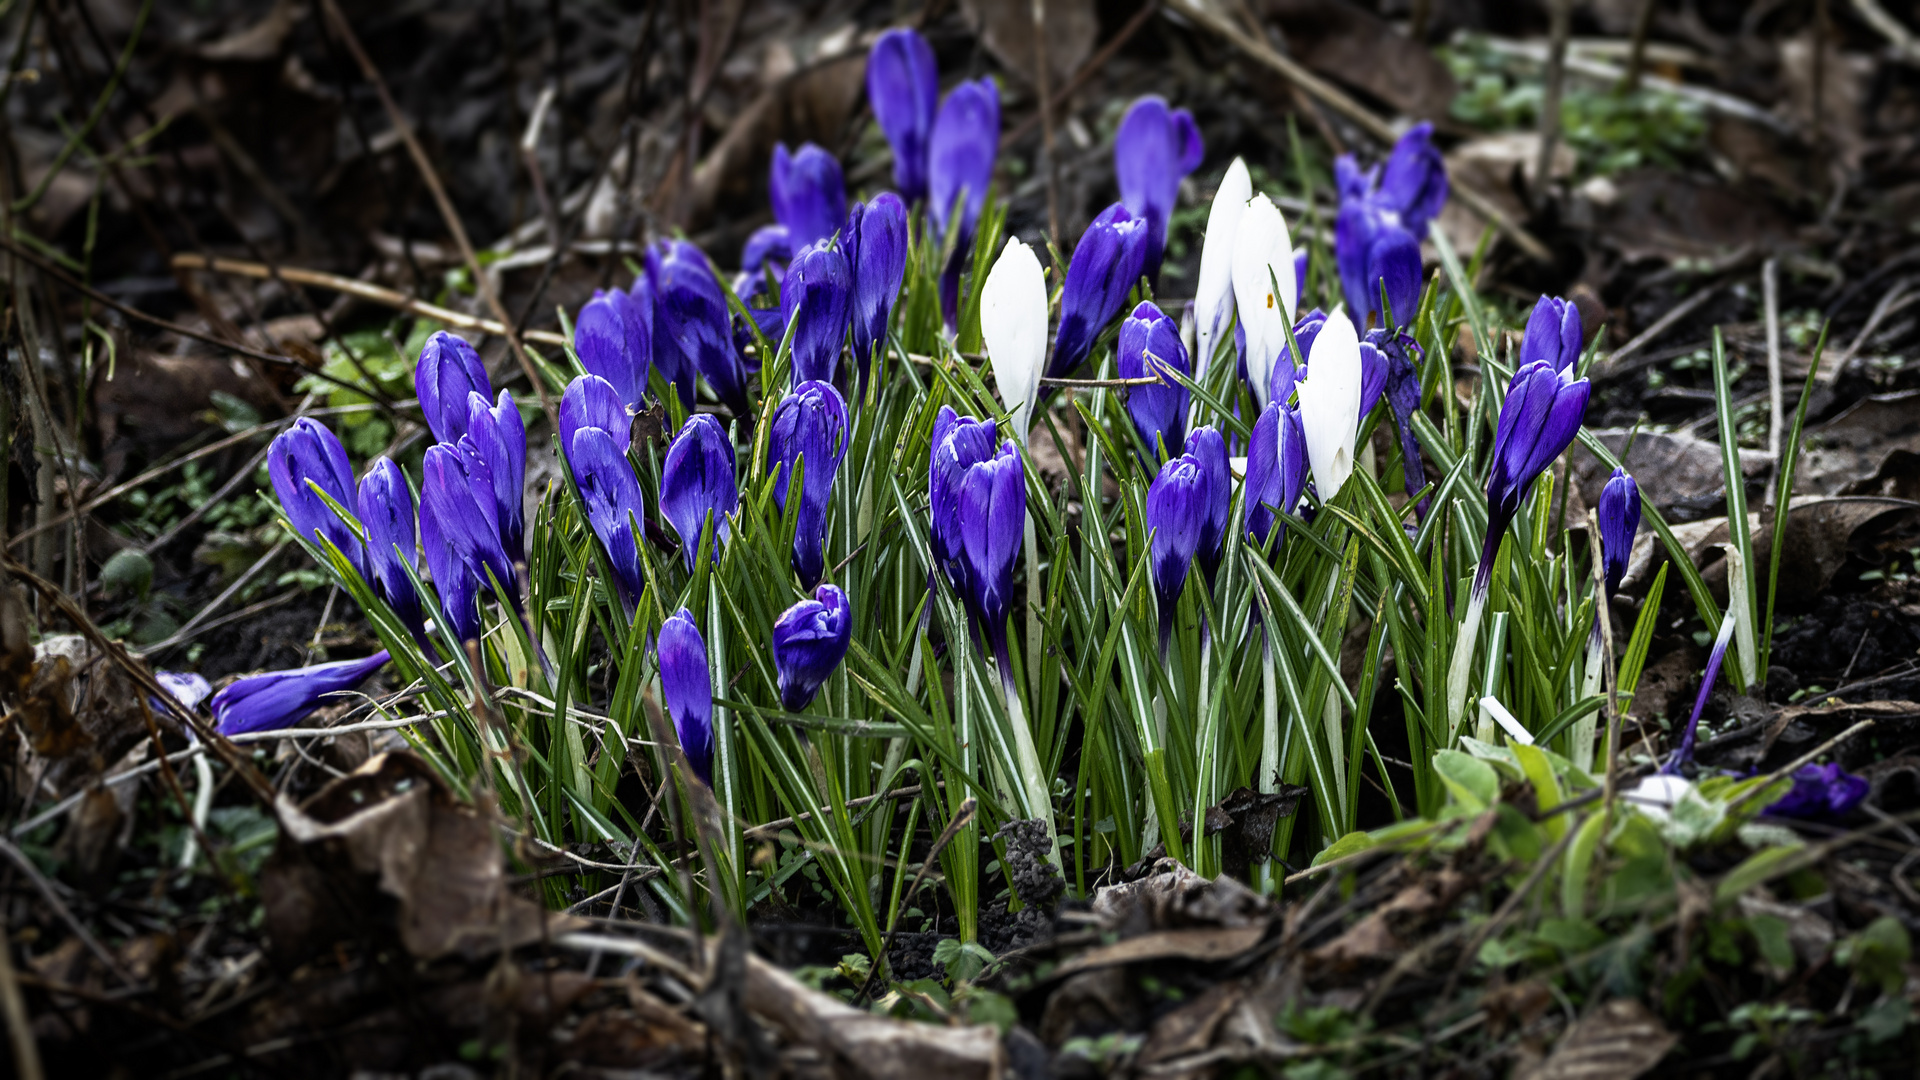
[1575,622,1604,773]
[709,581,739,875]
[1321,684,1346,842]
[1024,510,1042,704]
[1001,684,1062,872]
[181,751,214,870]
[1190,636,1216,874]
[1444,588,1489,743]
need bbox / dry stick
[1763,257,1784,506]
[1000,0,1159,149]
[1851,0,1920,64]
[0,903,43,1080]
[1823,279,1916,385]
[1619,0,1659,92]
[1031,0,1062,253]
[0,837,135,986]
[1163,0,1552,262]
[1534,0,1573,211]
[1597,284,1722,378]
[315,0,556,421]
[519,83,564,253]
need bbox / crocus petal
[1377,121,1448,235]
[1665,611,1736,773]
[929,407,1000,577]
[422,443,517,601]
[1118,300,1190,461]
[770,142,848,252]
[1357,339,1388,423]
[657,240,750,416]
[1114,96,1203,282]
[419,493,481,642]
[660,414,739,570]
[357,456,428,646]
[772,584,853,712]
[927,78,999,242]
[212,652,390,736]
[1188,426,1231,587]
[1051,203,1149,380]
[1146,454,1208,654]
[1522,294,1584,373]
[575,290,651,411]
[982,237,1050,444]
[464,390,526,561]
[1598,467,1642,597]
[1366,227,1423,332]
[1194,157,1251,383]
[1295,308,1362,499]
[658,608,714,785]
[867,28,939,203]
[1765,762,1869,819]
[415,331,491,445]
[846,193,909,394]
[955,441,1025,675]
[1229,194,1298,409]
[740,224,793,282]
[768,380,850,586]
[156,671,213,713]
[1246,402,1308,548]
[269,418,364,578]
[571,426,647,612]
[559,374,631,464]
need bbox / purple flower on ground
[212,652,390,737]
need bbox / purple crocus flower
[356,456,431,650]
[461,390,526,562]
[1522,295,1584,373]
[867,28,939,204]
[559,372,631,462]
[575,289,651,412]
[655,240,751,416]
[1246,401,1308,550]
[929,407,1000,583]
[1598,467,1641,598]
[1118,300,1190,461]
[657,608,714,785]
[660,413,738,570]
[422,442,520,610]
[1267,310,1326,409]
[1475,358,1591,594]
[780,241,853,386]
[948,440,1025,685]
[1334,122,1447,329]
[420,493,481,642]
[212,652,391,737]
[563,376,647,614]
[269,418,363,576]
[633,264,692,410]
[155,671,212,714]
[741,224,793,286]
[1188,426,1231,589]
[1357,337,1388,423]
[1765,762,1869,819]
[772,583,852,712]
[1664,612,1735,773]
[768,381,849,587]
[1113,96,1203,284]
[1146,453,1208,656]
[770,143,848,253]
[928,77,1000,326]
[845,193,909,397]
[415,331,491,445]
[1050,203,1149,380]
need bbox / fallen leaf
[744,950,1005,1080]
[1265,0,1457,120]
[1516,998,1675,1080]
[1045,925,1268,983]
[957,0,1096,93]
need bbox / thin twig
[1001,0,1159,148]
[1597,285,1722,378]
[1533,0,1572,211]
[0,837,136,986]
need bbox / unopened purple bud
[1113,96,1203,283]
[357,456,430,648]
[212,652,390,736]
[770,143,848,253]
[772,583,852,712]
[660,414,738,570]
[929,406,1000,581]
[1051,203,1149,379]
[415,331,491,445]
[768,381,849,587]
[1598,467,1641,597]
[1118,300,1190,461]
[1246,401,1308,549]
[867,28,939,203]
[1522,294,1584,373]
[575,289,651,412]
[656,240,750,416]
[780,241,853,386]
[846,193,909,395]
[269,418,363,576]
[658,608,714,785]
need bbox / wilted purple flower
[421,442,519,606]
[658,608,714,785]
[1476,358,1591,593]
[772,583,852,712]
[1765,762,1869,819]
[1370,326,1431,510]
[1334,123,1447,328]
[1050,203,1149,380]
[929,407,1000,583]
[212,652,390,737]
[867,28,939,204]
[1522,295,1584,373]
[1146,453,1209,655]
[947,439,1024,684]
[655,240,750,416]
[1664,612,1735,774]
[1598,467,1641,598]
[155,671,212,714]
[780,241,853,386]
[660,414,738,570]
[269,418,363,575]
[928,77,1000,325]
[357,456,431,649]
[415,331,491,445]
[768,381,849,587]
[1118,301,1190,461]
[1246,401,1308,550]
[567,404,647,614]
[1113,96,1203,284]
[770,143,847,253]
[575,289,651,412]
[462,390,526,562]
[845,193,909,396]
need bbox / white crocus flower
[1625,774,1694,822]
[1193,157,1251,384]
[1229,193,1297,410]
[1295,308,1361,499]
[981,236,1050,444]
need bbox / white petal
[1194,158,1251,384]
[1229,193,1296,411]
[1295,308,1360,499]
[981,237,1050,443]
[1625,774,1693,822]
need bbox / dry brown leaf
[957,0,1096,92]
[1047,926,1269,983]
[1516,998,1676,1080]
[1264,0,1457,120]
[744,951,1005,1080]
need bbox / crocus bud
[357,456,431,649]
[1050,203,1149,380]
[1187,426,1231,588]
[635,260,692,410]
[575,289,651,412]
[212,652,390,737]
[867,28,939,203]
[1114,96,1204,284]
[1146,452,1210,655]
[422,443,519,601]
[1194,158,1251,381]
[415,331,491,444]
[420,494,481,642]
[950,440,1025,683]
[1665,612,1735,773]
[768,381,850,587]
[982,237,1049,444]
[780,241,853,386]
[929,77,1000,325]
[660,414,738,570]
[1295,309,1363,500]
[571,425,647,613]
[770,142,848,253]
[1246,401,1309,549]
[929,407,1000,580]
[1765,763,1869,819]
[1522,295,1584,373]
[1484,359,1591,571]
[1118,300,1190,461]
[772,583,852,712]
[1360,227,1423,332]
[462,390,526,562]
[1357,337,1388,423]
[559,373,631,463]
[1597,467,1641,598]
[656,240,750,416]
[1378,122,1448,235]
[657,608,714,785]
[740,224,792,286]
[1230,194,1299,410]
[1267,309,1325,409]
[845,193,909,395]
[269,418,363,574]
